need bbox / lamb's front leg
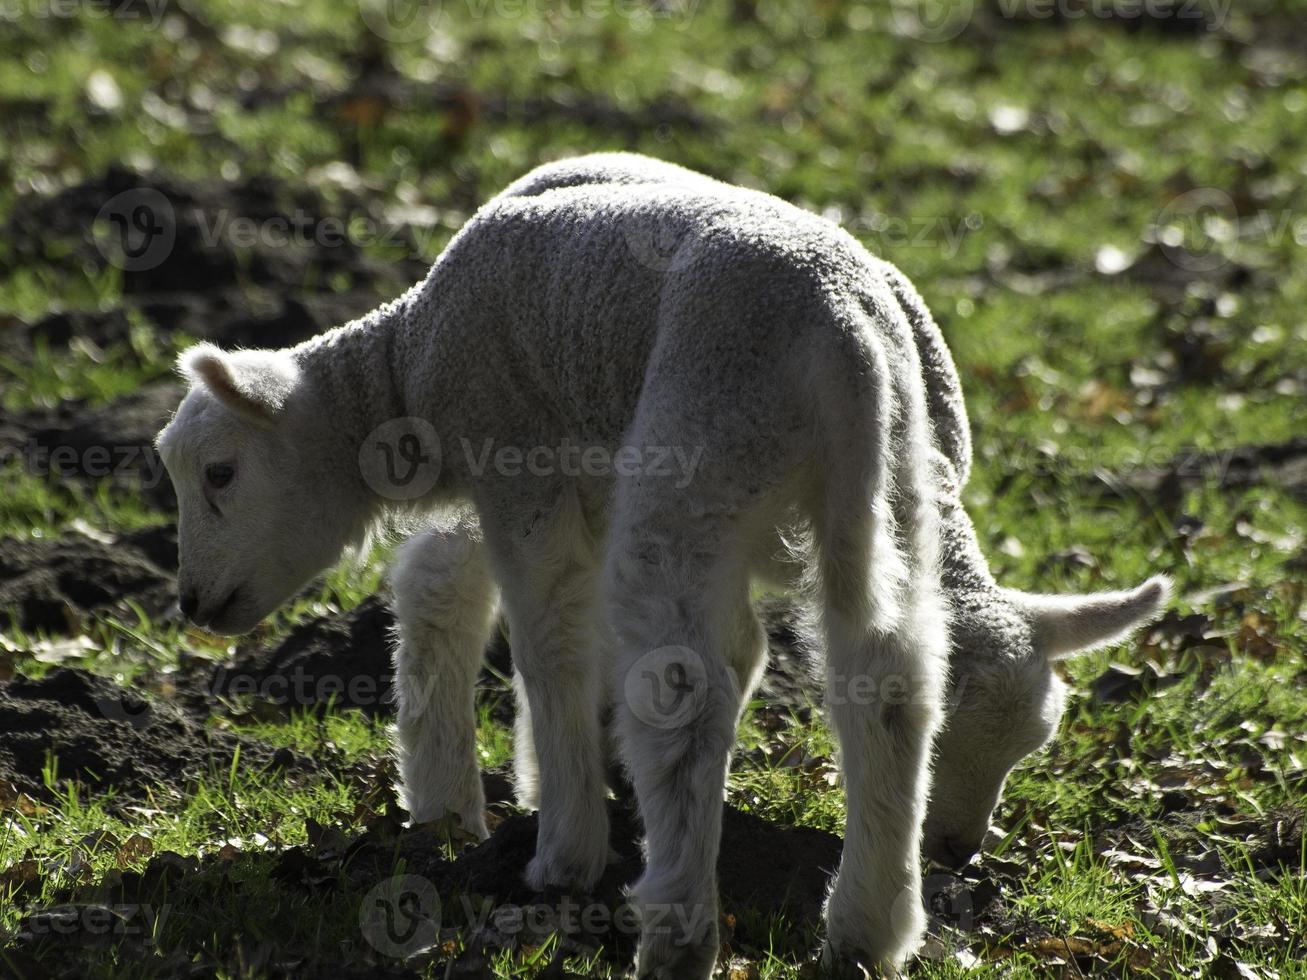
[482,497,611,891]
[390,521,498,837]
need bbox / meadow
[0,0,1304,976]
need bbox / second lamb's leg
[390,519,499,837]
[511,670,540,810]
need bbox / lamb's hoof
[524,843,607,893]
[819,942,902,979]
[406,806,488,842]
[633,918,719,980]
[822,879,925,976]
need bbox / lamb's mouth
[197,588,244,632]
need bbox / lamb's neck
[927,450,1000,601]
[292,293,414,513]
[938,489,1001,601]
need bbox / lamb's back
[399,183,898,457]
[440,181,877,341]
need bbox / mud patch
[1086,438,1307,503]
[2,308,135,358]
[210,593,820,719]
[5,166,426,359]
[0,529,176,634]
[210,594,518,722]
[4,166,428,301]
[411,801,840,960]
[756,594,819,715]
[12,796,839,977]
[0,381,182,510]
[210,595,404,717]
[0,668,314,808]
[136,285,391,351]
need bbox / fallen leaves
[1090,661,1185,703]
[1024,920,1154,970]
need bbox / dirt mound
[10,288,388,361]
[7,167,426,357]
[0,380,182,511]
[209,594,517,720]
[755,594,819,714]
[10,308,135,355]
[16,795,840,975]
[117,523,180,574]
[370,800,841,957]
[0,668,314,807]
[1087,437,1307,503]
[0,529,177,633]
[4,165,427,300]
[210,594,403,717]
[210,594,820,719]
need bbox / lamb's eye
[205,463,234,489]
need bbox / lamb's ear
[179,343,300,427]
[1008,575,1172,661]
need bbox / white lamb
[156,153,1168,977]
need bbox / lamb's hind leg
[608,502,752,980]
[390,518,498,837]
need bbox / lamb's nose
[940,836,979,870]
[179,590,199,621]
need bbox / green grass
[2,0,1305,976]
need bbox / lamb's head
[156,343,359,635]
[923,481,1170,869]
